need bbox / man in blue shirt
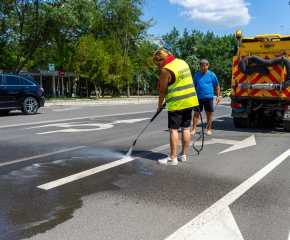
[191,59,220,136]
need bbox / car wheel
[0,110,11,115]
[21,97,39,115]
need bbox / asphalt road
[1,98,290,240]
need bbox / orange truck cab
[231,30,290,131]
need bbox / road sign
[60,70,65,76]
[48,63,55,71]
[136,74,142,82]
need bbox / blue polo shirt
[193,71,219,99]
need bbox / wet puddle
[0,151,152,239]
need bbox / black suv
[0,73,45,115]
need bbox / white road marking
[52,108,80,112]
[166,148,290,240]
[0,146,86,167]
[37,143,170,190]
[35,118,150,135]
[0,110,155,129]
[24,121,90,129]
[37,123,114,134]
[113,118,149,124]
[194,135,256,154]
[209,114,230,120]
[213,119,225,122]
[195,114,230,125]
[37,156,135,190]
[189,207,244,240]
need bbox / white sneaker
[206,130,212,135]
[177,154,187,162]
[158,156,178,165]
[190,130,196,135]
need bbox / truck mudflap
[231,110,248,118]
[283,105,290,120]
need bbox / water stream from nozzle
[125,146,133,158]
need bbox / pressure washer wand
[125,103,166,157]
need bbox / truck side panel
[231,54,290,99]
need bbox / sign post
[48,63,55,71]
[58,70,65,98]
[136,74,141,102]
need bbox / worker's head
[153,47,173,68]
[200,59,209,74]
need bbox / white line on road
[0,146,86,167]
[166,148,290,240]
[52,108,80,112]
[0,110,155,129]
[37,114,231,190]
[37,143,170,190]
[193,135,256,154]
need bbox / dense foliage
[0,0,237,96]
[161,28,237,89]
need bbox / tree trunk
[94,84,100,99]
[127,82,130,97]
[102,80,105,97]
[98,82,102,98]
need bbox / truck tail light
[231,102,244,108]
[284,105,290,110]
[39,88,44,92]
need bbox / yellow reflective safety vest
[163,59,199,111]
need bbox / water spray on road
[125,103,166,158]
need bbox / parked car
[0,73,45,115]
[222,88,232,97]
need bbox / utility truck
[231,30,290,131]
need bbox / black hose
[192,105,204,154]
[240,56,290,90]
[192,101,219,154]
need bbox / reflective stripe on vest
[166,83,195,94]
[165,91,197,103]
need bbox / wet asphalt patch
[0,152,151,240]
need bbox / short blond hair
[152,47,173,65]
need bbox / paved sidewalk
[44,96,159,107]
[44,96,231,107]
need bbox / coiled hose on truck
[239,55,290,90]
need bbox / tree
[177,29,200,74]
[92,0,152,97]
[196,31,236,88]
[1,0,94,73]
[160,27,180,57]
[71,34,109,96]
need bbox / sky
[142,0,290,39]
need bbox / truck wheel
[283,120,290,131]
[241,117,251,128]
[233,117,242,128]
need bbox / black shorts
[194,98,214,112]
[168,109,192,129]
